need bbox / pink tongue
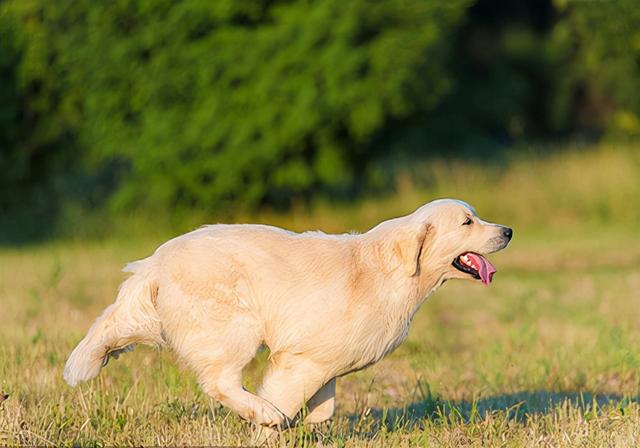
[466,253,497,285]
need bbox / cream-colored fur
[64,198,511,429]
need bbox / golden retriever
[65,198,512,428]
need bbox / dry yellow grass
[1,144,640,446]
[1,228,639,447]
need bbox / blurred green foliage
[0,0,638,241]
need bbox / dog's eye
[462,217,473,226]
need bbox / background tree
[0,0,638,242]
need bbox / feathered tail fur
[64,260,163,386]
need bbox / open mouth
[452,252,497,285]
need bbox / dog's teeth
[459,254,477,269]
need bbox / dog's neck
[354,233,449,326]
[357,228,449,307]
[333,236,450,373]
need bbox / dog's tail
[64,259,163,386]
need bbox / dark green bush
[6,0,469,214]
[0,0,638,241]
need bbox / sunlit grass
[1,228,639,446]
[1,144,639,446]
[55,144,640,243]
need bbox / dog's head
[386,199,512,285]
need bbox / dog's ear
[394,222,433,277]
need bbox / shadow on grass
[344,390,639,438]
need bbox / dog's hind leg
[173,316,288,428]
[201,364,288,427]
[257,352,330,424]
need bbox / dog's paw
[254,402,290,428]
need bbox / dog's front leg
[304,378,336,424]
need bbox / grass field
[1,145,640,447]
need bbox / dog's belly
[270,309,413,379]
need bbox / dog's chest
[344,303,416,373]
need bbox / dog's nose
[503,227,513,240]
